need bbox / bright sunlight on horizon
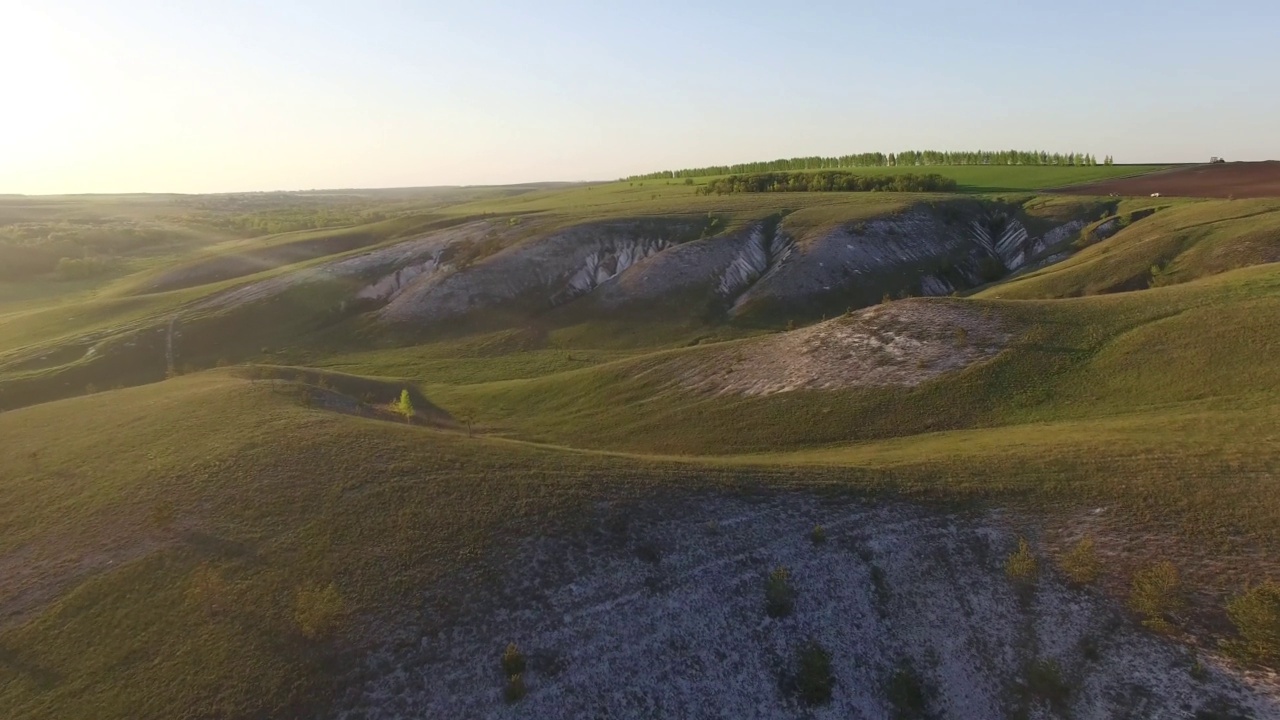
[4,0,1280,195]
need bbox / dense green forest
[630,149,1113,181]
[696,172,958,195]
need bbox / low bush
[1005,537,1037,582]
[501,643,526,676]
[1129,561,1183,632]
[810,525,827,545]
[794,640,833,706]
[766,566,795,618]
[1225,581,1280,663]
[1059,537,1101,586]
[1021,659,1071,713]
[504,673,527,703]
[886,662,929,719]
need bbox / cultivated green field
[3,167,1280,719]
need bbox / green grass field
[4,168,1280,719]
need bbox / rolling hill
[3,164,1280,719]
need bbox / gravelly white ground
[674,300,1009,396]
[332,494,1279,719]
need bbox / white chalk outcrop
[332,494,1279,719]
[179,204,1094,334]
[673,299,1008,396]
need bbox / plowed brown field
[1057,161,1280,198]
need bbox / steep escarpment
[0,202,1102,410]
[377,219,703,329]
[172,202,1097,336]
[725,205,1084,323]
[370,202,1092,331]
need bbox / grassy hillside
[4,176,1280,718]
[987,198,1280,299]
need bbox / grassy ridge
[988,198,1280,299]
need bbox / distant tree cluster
[628,149,1109,181]
[697,172,958,195]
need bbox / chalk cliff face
[181,203,1087,335]
[377,221,691,325]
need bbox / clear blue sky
[4,0,1278,194]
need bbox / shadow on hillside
[179,529,257,561]
[0,644,61,689]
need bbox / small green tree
[395,389,414,422]
[1226,581,1280,663]
[1129,561,1183,632]
[1005,537,1038,582]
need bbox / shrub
[810,525,827,545]
[504,673,527,703]
[1021,659,1070,712]
[294,583,345,639]
[394,389,414,421]
[886,662,929,719]
[501,643,526,676]
[1005,537,1037,582]
[1225,581,1280,663]
[1059,537,1101,586]
[1149,262,1176,288]
[1129,561,1183,632]
[794,640,833,705]
[766,566,795,618]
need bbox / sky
[3,0,1278,194]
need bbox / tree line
[630,149,1114,181]
[696,172,958,195]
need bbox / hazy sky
[4,1,1278,194]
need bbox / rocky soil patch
[332,493,1279,719]
[676,299,1009,396]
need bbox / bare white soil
[332,494,1278,719]
[675,299,1009,396]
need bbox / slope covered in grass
[0,372,764,720]
[986,198,1280,299]
[5,179,1280,717]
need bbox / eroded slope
[337,494,1278,719]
